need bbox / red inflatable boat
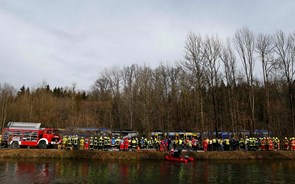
[164,150,194,163]
[165,155,189,163]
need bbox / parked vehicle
[1,122,60,149]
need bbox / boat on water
[164,149,194,163]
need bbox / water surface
[0,158,295,184]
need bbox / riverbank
[1,149,295,160]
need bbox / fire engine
[1,122,60,149]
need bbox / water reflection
[1,159,295,184]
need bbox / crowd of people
[59,135,295,152]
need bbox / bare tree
[122,64,137,129]
[182,32,206,134]
[202,34,222,135]
[255,33,274,134]
[0,83,15,128]
[234,27,256,134]
[220,39,239,136]
[273,30,295,134]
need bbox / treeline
[1,28,295,137]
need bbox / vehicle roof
[7,122,41,129]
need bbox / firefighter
[249,137,255,151]
[178,138,183,150]
[67,136,72,150]
[225,138,230,151]
[98,136,103,150]
[73,135,79,150]
[131,137,137,151]
[245,136,250,151]
[208,138,213,151]
[89,136,94,150]
[94,136,98,150]
[115,136,121,149]
[274,137,280,151]
[283,137,289,150]
[62,135,68,149]
[79,137,84,150]
[239,138,245,150]
[104,136,110,150]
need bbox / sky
[0,0,294,91]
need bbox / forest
[1,28,295,137]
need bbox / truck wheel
[39,141,47,149]
[11,141,19,149]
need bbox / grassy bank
[1,149,295,160]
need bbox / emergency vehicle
[1,122,60,149]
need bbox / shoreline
[1,149,295,160]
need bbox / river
[1,158,295,184]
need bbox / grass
[1,149,295,160]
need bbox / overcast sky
[0,0,294,91]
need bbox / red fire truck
[1,122,60,149]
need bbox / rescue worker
[192,138,197,151]
[187,139,192,151]
[119,137,124,151]
[283,137,289,150]
[260,138,266,151]
[140,137,145,149]
[239,138,245,150]
[124,137,129,151]
[67,136,73,150]
[115,136,121,149]
[104,136,111,150]
[225,138,230,151]
[111,137,116,149]
[178,138,183,150]
[131,137,137,151]
[212,138,217,151]
[245,136,250,151]
[93,136,98,150]
[249,137,255,151]
[291,137,295,151]
[89,136,94,150]
[73,135,79,150]
[84,137,89,150]
[62,135,68,149]
[267,137,274,151]
[203,138,208,152]
[208,138,213,151]
[98,136,103,150]
[273,137,280,151]
[79,137,84,150]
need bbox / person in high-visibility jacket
[73,136,79,150]
[89,137,94,150]
[94,136,98,150]
[98,136,103,150]
[67,136,72,150]
[79,137,84,150]
[62,136,68,149]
